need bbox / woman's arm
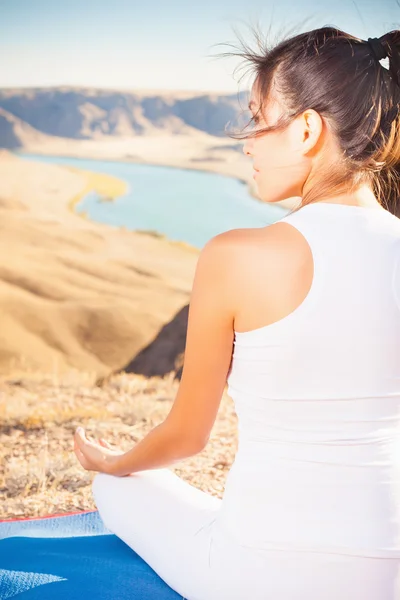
[102,422,203,477]
[74,230,238,476]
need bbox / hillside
[0,87,248,146]
[0,151,199,380]
[0,106,53,148]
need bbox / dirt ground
[0,369,238,519]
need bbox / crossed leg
[92,468,221,600]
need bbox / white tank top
[220,202,400,558]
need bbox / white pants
[92,468,220,599]
[92,468,400,600]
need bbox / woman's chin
[257,191,287,204]
[257,185,297,205]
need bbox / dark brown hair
[220,25,400,216]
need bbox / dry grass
[0,370,238,520]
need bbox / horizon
[1,0,399,93]
[0,83,245,96]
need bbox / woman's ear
[300,109,324,156]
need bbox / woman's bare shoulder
[197,223,313,331]
[205,224,313,332]
[207,222,308,262]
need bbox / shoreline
[65,166,129,214]
[15,152,201,253]
[15,147,297,214]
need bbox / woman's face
[243,86,311,204]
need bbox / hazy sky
[1,0,399,92]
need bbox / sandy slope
[0,151,199,380]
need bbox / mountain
[0,106,52,148]
[0,87,248,147]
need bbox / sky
[1,0,399,93]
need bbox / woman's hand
[73,427,124,475]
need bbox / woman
[74,26,400,600]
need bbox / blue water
[18,153,289,248]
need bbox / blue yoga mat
[0,511,184,599]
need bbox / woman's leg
[93,470,400,600]
[92,468,221,600]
